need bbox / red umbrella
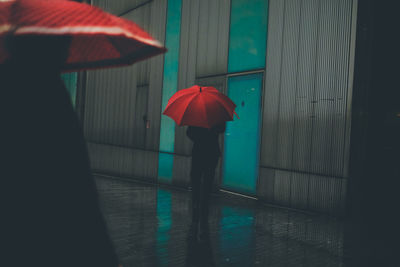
[0,0,166,72]
[163,85,239,129]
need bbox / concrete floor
[95,175,346,267]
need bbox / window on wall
[228,0,268,73]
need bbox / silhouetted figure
[1,35,119,267]
[186,123,226,241]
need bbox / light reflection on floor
[95,175,345,267]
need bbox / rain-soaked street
[96,175,345,267]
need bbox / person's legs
[200,167,215,226]
[189,157,204,241]
[190,169,202,224]
[198,159,218,241]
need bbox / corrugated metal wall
[92,0,151,16]
[83,0,167,181]
[80,0,357,215]
[258,0,357,214]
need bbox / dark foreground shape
[1,35,119,267]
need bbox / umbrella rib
[178,93,201,125]
[199,94,211,128]
[205,92,236,119]
[165,90,196,109]
[163,91,196,114]
[106,35,124,56]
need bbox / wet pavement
[95,175,345,267]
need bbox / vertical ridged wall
[81,0,357,215]
[258,0,356,214]
[83,0,167,181]
[92,0,151,16]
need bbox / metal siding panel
[339,178,347,215]
[98,69,109,143]
[275,0,301,169]
[146,0,167,150]
[94,70,105,143]
[308,175,324,212]
[133,85,149,148]
[85,70,102,142]
[273,170,291,206]
[343,0,357,178]
[123,5,151,86]
[92,0,151,16]
[186,0,200,85]
[259,0,355,214]
[172,155,191,187]
[196,0,209,76]
[119,66,138,146]
[308,175,344,214]
[83,71,94,139]
[176,0,199,90]
[178,0,191,90]
[257,167,275,202]
[260,0,285,167]
[175,0,199,156]
[290,172,309,210]
[145,151,159,179]
[88,143,158,181]
[112,68,121,145]
[195,0,230,77]
[126,68,137,145]
[330,0,353,178]
[291,0,319,173]
[310,0,348,177]
[205,0,219,75]
[84,63,137,146]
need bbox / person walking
[162,85,237,242]
[187,123,226,241]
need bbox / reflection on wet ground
[95,175,345,267]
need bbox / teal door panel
[228,0,269,73]
[222,73,263,195]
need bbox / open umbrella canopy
[0,0,166,72]
[163,85,239,129]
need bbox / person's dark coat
[186,123,225,171]
[1,35,119,267]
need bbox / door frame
[219,70,266,197]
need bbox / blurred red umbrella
[0,0,166,72]
[163,85,239,129]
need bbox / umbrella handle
[234,111,240,119]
